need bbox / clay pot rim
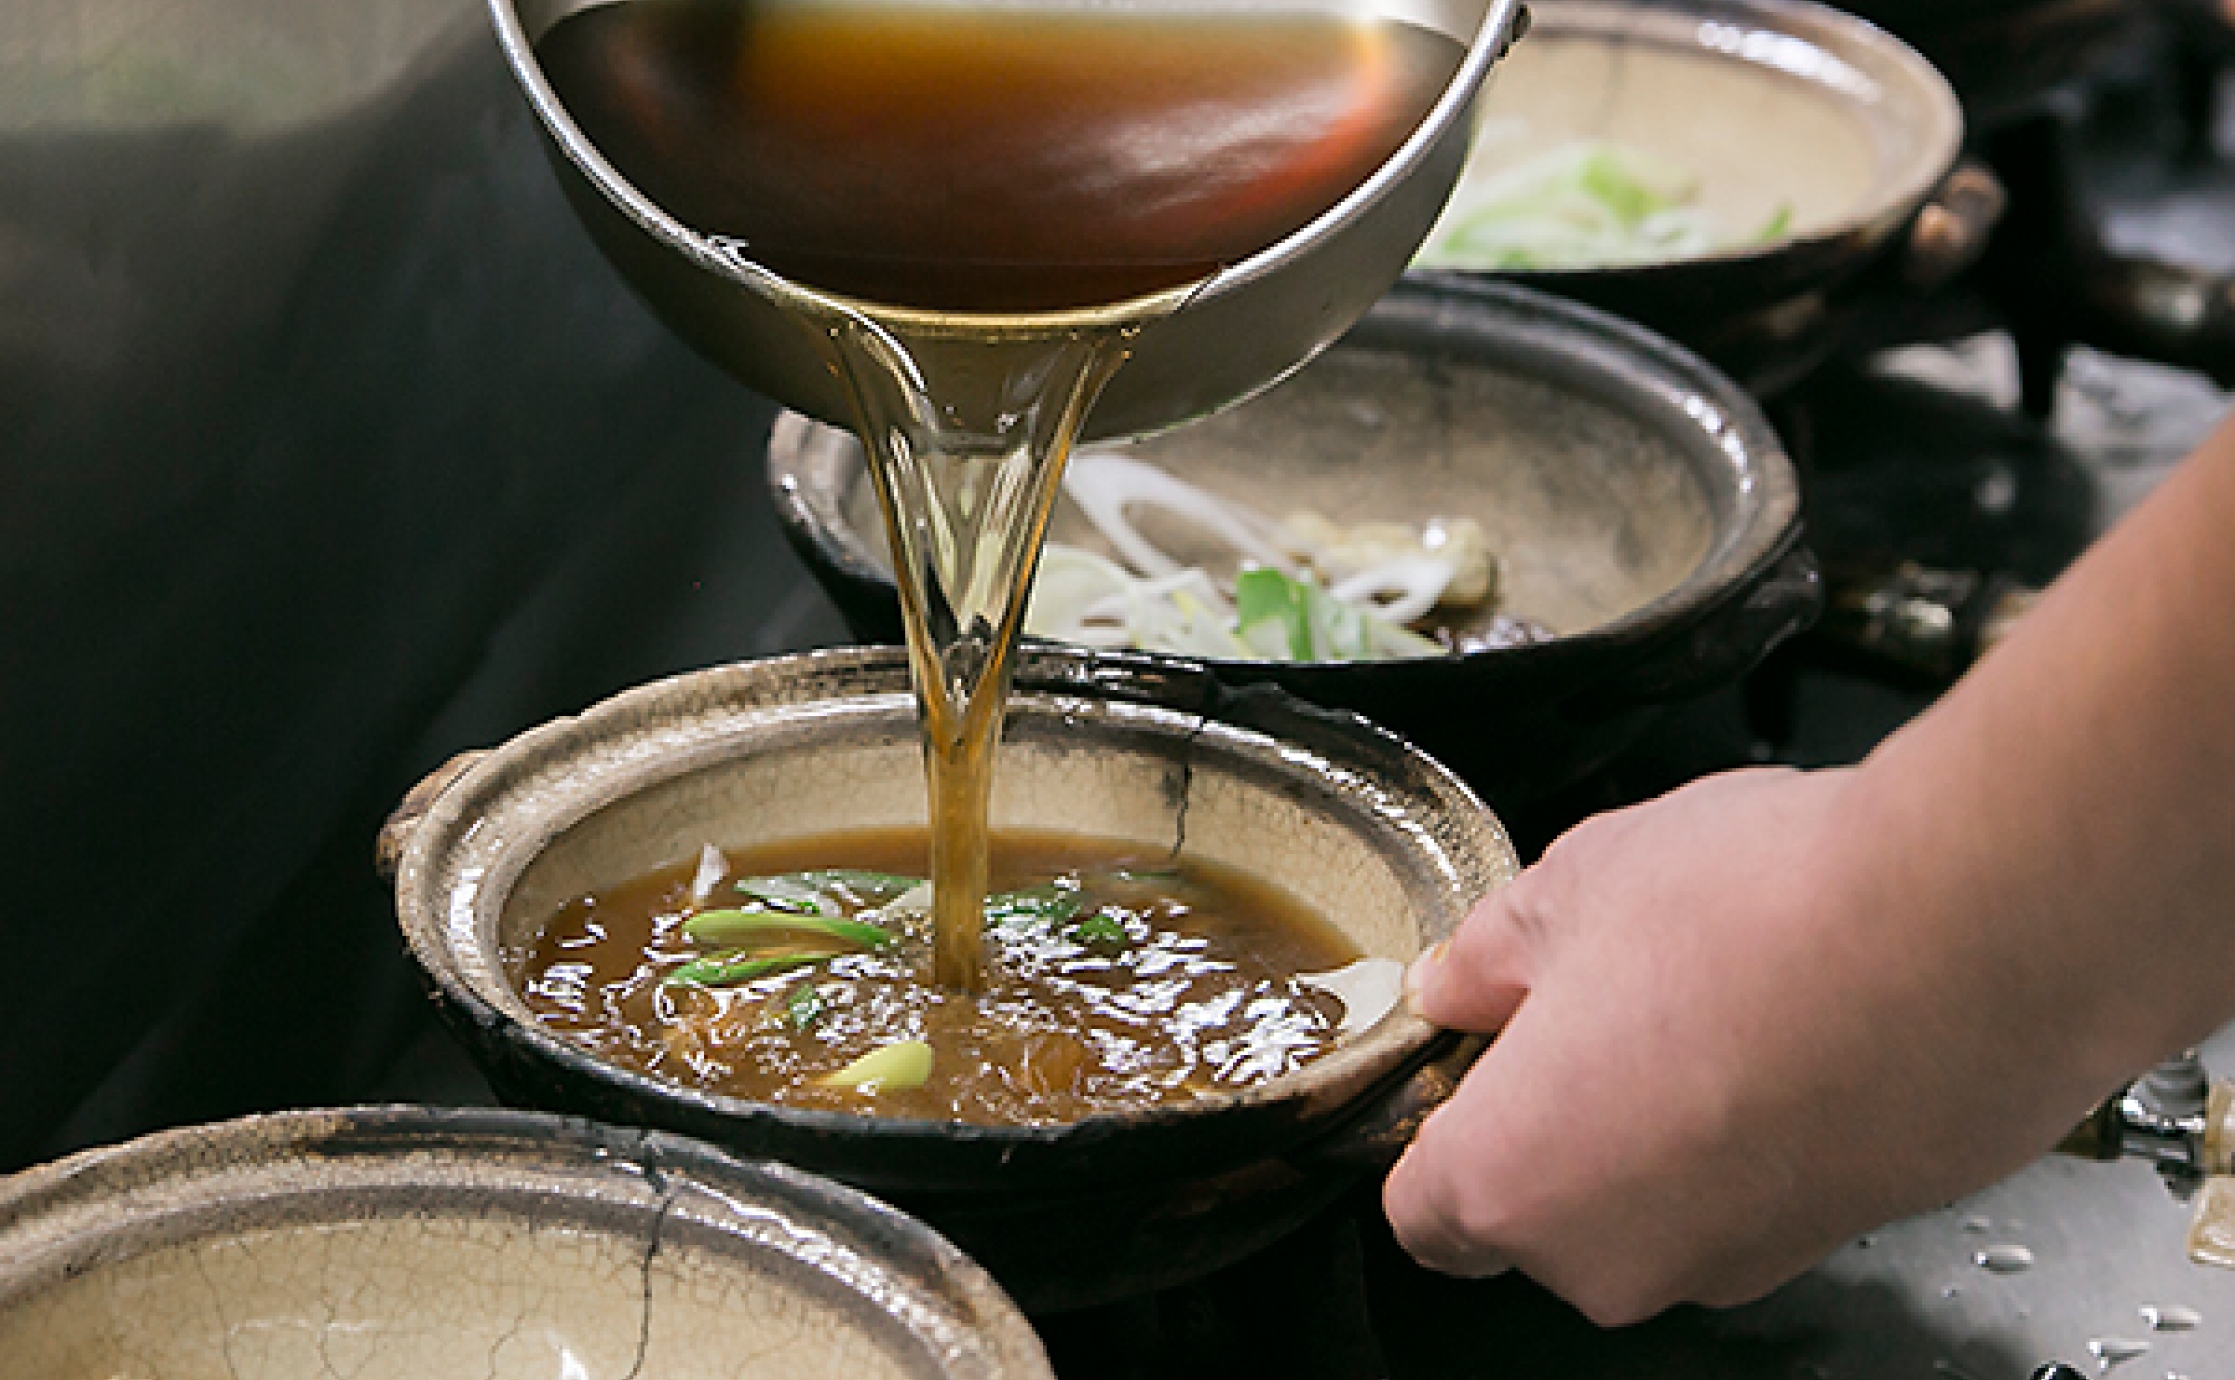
[0,1103,1052,1379]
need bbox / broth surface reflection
[518,829,1366,1124]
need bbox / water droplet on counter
[1856,1235,1876,1250]
[1941,1284,1963,1300]
[2088,1337,2150,1370]
[2140,1304,2201,1332]
[1961,1215,1992,1234]
[1975,1244,2035,1273]
[1975,466,2019,515]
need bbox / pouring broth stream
[537,0,1463,992]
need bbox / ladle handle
[375,749,489,882]
[1291,1033,1488,1174]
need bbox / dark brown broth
[518,829,1363,1124]
[536,1,1464,312]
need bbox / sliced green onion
[663,948,840,989]
[1577,146,1677,226]
[731,874,830,914]
[1417,140,1723,271]
[798,869,922,901]
[984,883,1084,925]
[1071,913,1130,950]
[785,983,826,1031]
[682,908,894,950]
[1111,867,1181,883]
[1235,566,1315,660]
[821,1040,934,1092]
[1753,202,1794,244]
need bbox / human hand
[1382,766,2119,1325]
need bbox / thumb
[1407,878,1541,1034]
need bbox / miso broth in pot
[521,828,1396,1124]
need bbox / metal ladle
[486,0,1531,441]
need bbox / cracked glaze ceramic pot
[0,1105,1051,1379]
[384,647,1519,1311]
[771,280,1818,808]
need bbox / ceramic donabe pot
[773,279,1819,809]
[1408,0,1968,391]
[386,647,1518,1311]
[0,1106,1050,1379]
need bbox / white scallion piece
[822,1040,934,1093]
[879,881,935,918]
[1328,555,1462,627]
[1298,958,1408,1039]
[1063,450,1295,578]
[689,844,728,904]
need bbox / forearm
[1850,420,2235,1104]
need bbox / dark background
[0,4,843,1170]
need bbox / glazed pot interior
[793,314,1731,642]
[0,1108,1048,1380]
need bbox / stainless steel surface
[490,0,1531,441]
[1791,1031,2235,1380]
[2073,1053,2227,1179]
